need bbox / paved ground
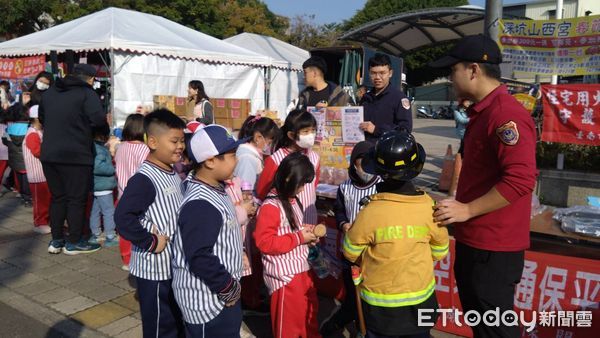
[0,118,461,338]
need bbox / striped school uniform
[254,194,319,338]
[338,177,382,223]
[172,177,243,325]
[115,141,149,199]
[129,161,183,281]
[115,141,149,266]
[257,196,309,294]
[23,128,45,183]
[23,127,50,227]
[256,148,320,225]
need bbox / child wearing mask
[22,105,51,234]
[234,114,280,310]
[343,130,449,338]
[256,109,320,226]
[321,141,382,336]
[234,115,280,187]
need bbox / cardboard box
[213,107,229,119]
[215,117,232,130]
[174,97,187,117]
[153,95,187,116]
[232,117,247,130]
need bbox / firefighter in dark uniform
[430,34,537,338]
[360,53,412,142]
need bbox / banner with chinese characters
[0,56,46,79]
[499,15,600,76]
[540,84,600,145]
[433,239,598,337]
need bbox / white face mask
[262,142,272,155]
[296,133,315,149]
[356,166,375,183]
[36,81,49,91]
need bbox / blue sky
[263,0,530,24]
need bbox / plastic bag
[552,205,600,238]
[531,194,547,218]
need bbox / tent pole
[109,48,115,129]
[265,66,270,111]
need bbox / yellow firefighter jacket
[343,192,449,308]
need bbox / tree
[342,0,468,86]
[0,0,54,38]
[286,15,342,50]
[0,0,288,40]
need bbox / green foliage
[285,15,343,50]
[342,0,468,86]
[0,0,287,40]
[536,142,600,172]
[0,0,54,37]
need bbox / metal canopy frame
[340,7,527,56]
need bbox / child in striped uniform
[172,125,247,337]
[22,105,51,234]
[115,109,185,338]
[321,141,382,336]
[256,109,320,226]
[254,152,320,338]
[234,115,279,310]
[114,113,149,270]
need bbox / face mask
[356,166,375,183]
[92,81,101,90]
[296,133,315,149]
[262,143,272,155]
[36,81,49,91]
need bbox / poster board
[309,106,364,170]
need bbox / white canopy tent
[225,33,309,119]
[0,7,271,126]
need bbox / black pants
[454,242,524,338]
[42,162,92,244]
[330,266,358,327]
[15,171,31,202]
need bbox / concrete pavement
[0,118,461,338]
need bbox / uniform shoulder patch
[401,98,411,110]
[496,120,519,146]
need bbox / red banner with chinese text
[0,56,46,79]
[433,239,599,337]
[541,84,600,146]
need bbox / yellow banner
[498,15,600,76]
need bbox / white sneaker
[33,225,51,234]
[121,265,130,271]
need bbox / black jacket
[296,81,353,110]
[39,76,107,166]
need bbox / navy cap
[429,34,502,68]
[72,64,97,77]
[187,125,249,163]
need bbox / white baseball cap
[187,125,249,163]
[29,105,39,119]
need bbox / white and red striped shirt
[255,147,320,225]
[115,141,149,199]
[255,196,309,294]
[23,127,45,183]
